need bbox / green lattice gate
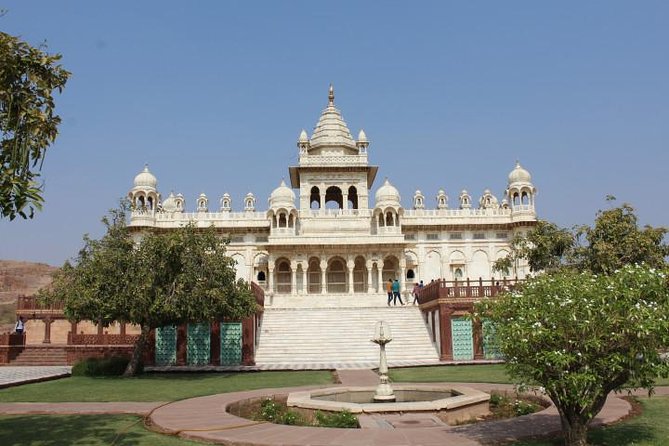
[187,323,211,365]
[220,322,242,366]
[155,325,177,366]
[451,318,474,360]
[482,320,503,359]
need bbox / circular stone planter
[287,384,490,424]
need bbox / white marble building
[128,86,536,297]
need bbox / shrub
[513,399,537,416]
[71,356,132,376]
[258,398,282,422]
[280,409,305,426]
[315,410,359,428]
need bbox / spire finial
[328,84,334,106]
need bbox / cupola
[269,180,296,209]
[375,178,401,208]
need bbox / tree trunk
[124,324,150,377]
[560,413,589,446]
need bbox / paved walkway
[1,365,668,445]
[0,366,71,389]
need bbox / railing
[68,333,139,345]
[302,209,372,218]
[0,332,25,346]
[403,208,513,218]
[251,282,265,307]
[299,154,369,166]
[17,295,64,312]
[417,277,521,305]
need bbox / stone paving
[0,366,71,389]
[1,365,668,445]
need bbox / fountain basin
[287,384,490,419]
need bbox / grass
[0,370,333,402]
[389,364,512,384]
[512,396,669,446]
[0,414,204,445]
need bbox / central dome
[508,161,532,184]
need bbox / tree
[41,205,258,376]
[1,29,70,220]
[477,266,669,446]
[494,201,667,275]
[483,201,669,445]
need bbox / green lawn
[0,414,204,446]
[389,364,512,384]
[0,370,333,402]
[512,396,669,446]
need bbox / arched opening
[406,269,415,280]
[454,268,464,279]
[257,271,266,282]
[325,186,343,209]
[278,213,287,228]
[385,211,394,227]
[275,260,291,294]
[137,195,145,208]
[521,191,530,205]
[327,258,347,293]
[353,256,367,292]
[348,186,359,210]
[310,186,321,209]
[147,196,154,210]
[378,213,384,227]
[382,256,399,283]
[307,258,321,293]
[513,192,520,206]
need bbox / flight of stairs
[9,346,68,365]
[254,302,440,368]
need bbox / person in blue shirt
[392,279,404,305]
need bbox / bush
[315,410,359,428]
[280,409,305,426]
[257,398,282,422]
[71,356,132,376]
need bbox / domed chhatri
[269,180,296,208]
[133,164,157,190]
[375,178,401,207]
[508,161,532,185]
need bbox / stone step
[255,305,438,365]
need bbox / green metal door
[155,325,177,366]
[220,322,242,366]
[451,318,474,360]
[482,320,503,359]
[187,323,211,365]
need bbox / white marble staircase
[254,297,440,368]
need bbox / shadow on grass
[0,415,146,446]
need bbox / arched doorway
[327,258,347,293]
[353,256,367,292]
[382,256,399,282]
[275,259,291,294]
[307,257,321,294]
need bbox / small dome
[508,161,532,185]
[415,189,422,196]
[199,192,207,199]
[133,165,157,189]
[375,178,401,207]
[299,129,308,142]
[358,129,368,142]
[269,180,296,208]
[162,192,177,212]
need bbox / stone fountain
[371,320,395,402]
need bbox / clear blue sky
[1,1,667,266]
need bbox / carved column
[290,261,297,295]
[42,316,52,344]
[343,192,348,210]
[366,261,374,294]
[267,266,274,294]
[347,259,355,294]
[302,267,307,295]
[320,260,328,294]
[377,261,384,293]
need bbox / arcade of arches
[259,255,411,295]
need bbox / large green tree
[483,201,669,446]
[42,205,258,376]
[478,266,669,446]
[1,29,70,220]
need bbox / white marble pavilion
[128,86,536,299]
